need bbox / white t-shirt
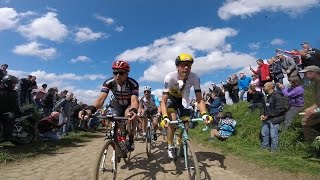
[163,71,201,108]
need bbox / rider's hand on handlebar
[202,114,213,124]
[127,111,138,121]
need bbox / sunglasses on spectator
[113,71,126,76]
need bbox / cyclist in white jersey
[138,86,161,140]
[160,53,213,159]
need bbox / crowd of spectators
[0,65,100,141]
[203,42,320,152]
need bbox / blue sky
[1,0,320,104]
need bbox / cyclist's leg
[125,106,136,151]
[151,110,159,140]
[141,109,147,137]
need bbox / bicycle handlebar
[169,118,203,125]
[96,115,128,121]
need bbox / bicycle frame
[98,115,129,159]
[170,118,203,169]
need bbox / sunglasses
[144,91,151,93]
[113,71,126,76]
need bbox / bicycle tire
[185,140,200,180]
[145,127,152,158]
[93,139,118,180]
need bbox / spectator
[42,87,56,117]
[277,54,299,79]
[299,66,320,141]
[238,72,251,101]
[268,57,284,87]
[33,84,47,109]
[250,59,271,88]
[0,64,8,80]
[30,76,37,90]
[210,83,226,104]
[250,74,262,92]
[247,85,264,111]
[55,92,73,135]
[207,112,237,141]
[227,74,239,103]
[38,111,65,141]
[17,75,33,106]
[278,76,304,131]
[260,82,287,152]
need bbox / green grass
[190,85,320,176]
[0,131,102,163]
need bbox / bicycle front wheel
[185,140,200,180]
[93,139,118,180]
[145,127,152,158]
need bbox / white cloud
[248,42,261,50]
[218,0,320,20]
[13,41,57,60]
[19,11,36,18]
[70,55,92,63]
[17,12,68,42]
[115,26,124,32]
[117,27,257,82]
[270,38,285,46]
[95,14,114,25]
[0,7,18,31]
[75,27,105,43]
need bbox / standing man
[299,66,320,141]
[238,72,251,101]
[277,54,299,79]
[94,60,139,151]
[0,64,8,80]
[160,53,212,159]
[250,59,271,88]
[55,92,74,136]
[260,82,287,152]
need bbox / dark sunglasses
[144,90,151,93]
[113,72,126,76]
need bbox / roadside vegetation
[190,85,320,176]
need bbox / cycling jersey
[139,94,160,111]
[163,71,201,109]
[101,77,139,107]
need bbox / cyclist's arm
[130,95,139,112]
[94,92,108,110]
[138,97,144,114]
[161,93,169,118]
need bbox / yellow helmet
[175,53,194,66]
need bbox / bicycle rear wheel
[93,139,118,180]
[185,140,200,180]
[145,127,152,158]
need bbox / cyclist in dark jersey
[94,60,139,151]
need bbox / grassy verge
[190,85,320,176]
[0,131,101,163]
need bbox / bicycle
[139,115,157,158]
[93,115,132,180]
[169,117,203,180]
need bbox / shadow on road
[120,140,186,180]
[196,151,227,180]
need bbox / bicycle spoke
[93,140,117,180]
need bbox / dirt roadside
[0,132,318,180]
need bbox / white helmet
[143,86,151,91]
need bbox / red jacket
[251,64,271,81]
